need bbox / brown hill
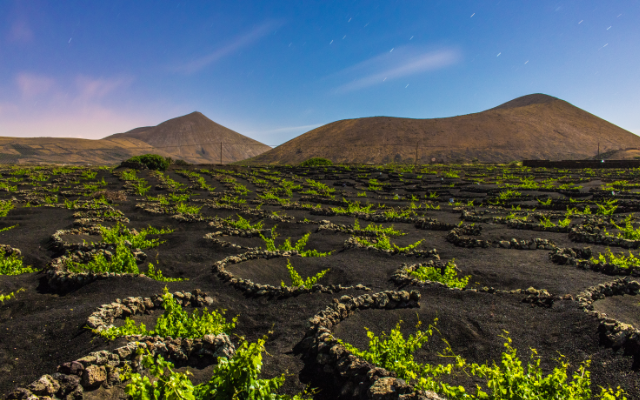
[241,94,640,165]
[591,148,640,160]
[0,137,174,165]
[106,112,271,164]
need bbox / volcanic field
[0,163,639,399]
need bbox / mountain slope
[0,137,173,165]
[241,94,640,164]
[106,111,271,164]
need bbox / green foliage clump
[353,219,405,236]
[125,335,312,400]
[299,157,333,167]
[280,259,330,289]
[354,235,423,253]
[0,200,14,217]
[99,222,173,249]
[67,243,140,274]
[126,154,171,171]
[0,225,17,233]
[332,200,373,215]
[596,199,618,215]
[304,179,335,197]
[97,287,237,341]
[336,319,628,399]
[591,248,640,270]
[224,215,263,231]
[259,227,331,257]
[175,202,203,215]
[0,249,35,275]
[410,259,470,289]
[146,263,187,282]
[0,288,25,302]
[610,214,640,240]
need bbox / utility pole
[415,142,419,167]
[220,142,223,165]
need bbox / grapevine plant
[259,227,331,257]
[0,249,36,275]
[96,287,237,340]
[280,259,330,289]
[410,259,470,289]
[335,319,627,399]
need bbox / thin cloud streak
[172,20,283,74]
[16,73,55,98]
[332,47,461,94]
[74,75,134,101]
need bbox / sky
[1,0,639,146]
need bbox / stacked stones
[414,218,456,231]
[46,228,148,291]
[0,244,21,257]
[310,208,423,224]
[298,290,446,399]
[213,250,371,297]
[391,261,562,307]
[569,226,640,249]
[343,237,439,258]
[171,213,212,223]
[445,226,556,250]
[206,220,268,238]
[7,290,234,400]
[317,220,392,237]
[549,247,640,276]
[576,278,640,353]
[203,234,259,250]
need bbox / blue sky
[1,0,638,145]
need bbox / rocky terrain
[1,162,639,399]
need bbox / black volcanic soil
[1,164,639,399]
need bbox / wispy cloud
[1,72,149,139]
[332,46,461,93]
[74,75,134,101]
[172,20,282,74]
[16,73,55,98]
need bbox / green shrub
[0,250,35,275]
[66,243,140,274]
[0,288,25,302]
[126,154,171,171]
[410,259,470,289]
[591,248,640,270]
[224,215,263,230]
[125,335,312,400]
[335,319,627,399]
[0,200,14,217]
[259,227,331,257]
[280,259,330,289]
[96,287,236,340]
[99,222,173,249]
[299,157,333,167]
[353,235,423,253]
[353,219,405,236]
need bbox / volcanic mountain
[106,112,271,164]
[241,94,640,165]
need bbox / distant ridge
[241,94,640,164]
[106,111,271,164]
[0,136,173,165]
